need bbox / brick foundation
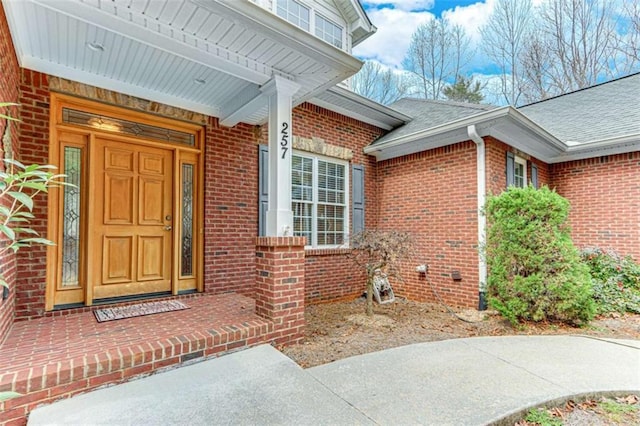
[305,248,364,303]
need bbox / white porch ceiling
[3,0,363,125]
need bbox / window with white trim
[276,0,310,31]
[514,156,527,188]
[292,153,348,247]
[315,15,343,49]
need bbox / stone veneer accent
[293,135,353,160]
[48,77,207,124]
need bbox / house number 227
[280,122,289,159]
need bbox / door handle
[164,225,172,231]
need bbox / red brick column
[255,236,305,346]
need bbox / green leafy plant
[0,159,68,288]
[599,397,639,423]
[524,408,562,426]
[582,248,640,315]
[484,185,595,326]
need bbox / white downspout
[467,125,487,310]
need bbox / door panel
[90,138,173,300]
[102,236,134,283]
[138,236,166,281]
[139,178,165,224]
[104,175,134,224]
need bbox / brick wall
[203,118,262,297]
[255,236,306,345]
[304,249,365,302]
[10,71,386,317]
[377,141,479,308]
[13,70,50,320]
[485,137,640,258]
[485,137,550,194]
[292,103,384,303]
[0,6,21,341]
[551,153,640,259]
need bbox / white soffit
[3,0,362,124]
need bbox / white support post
[262,76,301,237]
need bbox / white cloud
[361,1,435,12]
[353,7,434,67]
[441,0,495,44]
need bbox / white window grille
[292,153,347,247]
[276,0,310,31]
[315,14,343,48]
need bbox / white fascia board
[550,134,640,163]
[504,107,567,152]
[364,107,513,155]
[24,56,220,117]
[328,86,412,123]
[369,128,470,161]
[309,98,393,130]
[310,87,410,130]
[200,0,363,75]
[365,106,569,162]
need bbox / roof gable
[373,98,496,145]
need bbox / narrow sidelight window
[61,146,82,287]
[181,164,194,276]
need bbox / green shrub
[581,248,640,315]
[485,185,595,326]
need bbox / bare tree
[520,34,555,103]
[349,230,413,316]
[518,0,639,102]
[450,24,474,82]
[620,0,640,64]
[540,0,621,92]
[480,0,533,106]
[403,19,474,100]
[351,61,414,105]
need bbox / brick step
[0,294,275,425]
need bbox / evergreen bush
[484,185,595,326]
[581,248,640,315]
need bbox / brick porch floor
[0,293,275,425]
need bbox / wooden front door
[89,137,173,300]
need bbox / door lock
[164,225,172,231]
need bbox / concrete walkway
[28,336,640,426]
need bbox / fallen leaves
[515,395,640,425]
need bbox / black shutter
[531,163,538,188]
[258,145,268,236]
[506,151,515,188]
[352,164,365,234]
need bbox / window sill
[305,247,351,256]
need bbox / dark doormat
[94,300,190,323]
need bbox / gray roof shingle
[518,72,640,144]
[371,98,496,145]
